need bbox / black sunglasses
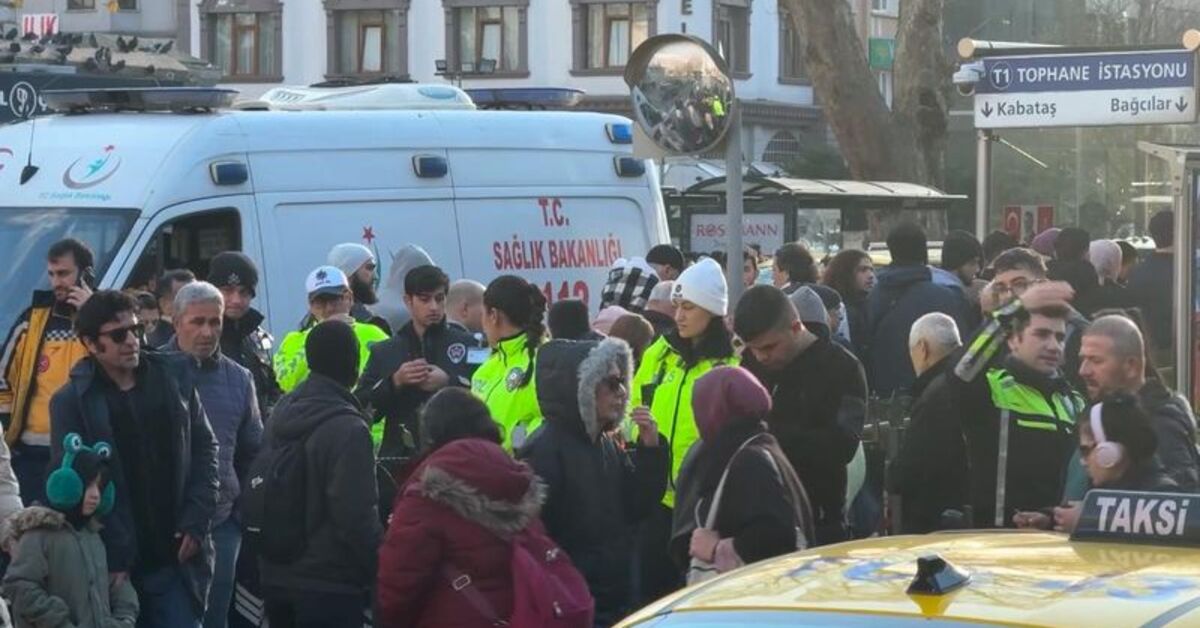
[99,323,144,344]
[601,375,626,393]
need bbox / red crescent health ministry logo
[63,145,122,189]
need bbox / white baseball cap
[305,265,350,296]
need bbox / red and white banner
[21,14,60,38]
[1003,205,1055,243]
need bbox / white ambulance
[0,84,669,338]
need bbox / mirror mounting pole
[725,102,744,306]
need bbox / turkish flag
[1036,206,1055,234]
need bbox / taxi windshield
[0,207,137,334]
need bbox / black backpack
[241,431,313,564]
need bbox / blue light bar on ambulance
[412,155,449,179]
[606,123,633,144]
[43,87,238,113]
[1071,489,1200,547]
[210,162,249,186]
[614,157,646,178]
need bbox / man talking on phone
[0,238,96,505]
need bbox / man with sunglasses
[275,266,389,393]
[354,264,476,518]
[0,238,96,506]
[50,290,219,628]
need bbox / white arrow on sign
[976,87,1195,129]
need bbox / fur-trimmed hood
[0,506,69,550]
[414,438,545,536]
[535,338,633,442]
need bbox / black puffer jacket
[1140,380,1200,492]
[741,336,866,546]
[520,339,668,626]
[887,356,969,533]
[258,374,383,595]
[355,319,478,458]
[221,308,282,417]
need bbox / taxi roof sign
[1071,489,1199,547]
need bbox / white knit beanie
[328,243,375,277]
[671,257,728,316]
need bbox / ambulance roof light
[42,87,238,114]
[236,83,476,111]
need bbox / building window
[118,0,138,9]
[331,10,402,75]
[450,6,516,72]
[588,3,649,68]
[571,0,656,74]
[872,0,896,13]
[67,0,95,9]
[877,70,893,108]
[443,0,528,77]
[715,1,750,76]
[762,130,800,164]
[211,13,279,78]
[778,4,805,82]
[200,0,283,82]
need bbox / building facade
[183,0,832,163]
[1,0,185,39]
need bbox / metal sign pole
[975,129,992,241]
[725,103,745,307]
[1174,159,1194,397]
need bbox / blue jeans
[204,518,242,628]
[135,567,201,628]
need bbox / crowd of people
[0,206,1192,627]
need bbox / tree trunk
[892,0,950,187]
[783,0,950,187]
[782,0,920,181]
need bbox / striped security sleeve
[953,298,1024,384]
[0,311,32,419]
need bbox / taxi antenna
[19,118,39,185]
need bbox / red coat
[376,438,545,628]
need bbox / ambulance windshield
[0,207,137,335]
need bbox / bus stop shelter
[665,175,968,259]
[1138,142,1200,403]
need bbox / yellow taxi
[618,490,1200,627]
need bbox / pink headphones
[1089,403,1126,469]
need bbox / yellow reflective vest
[471,333,542,451]
[273,320,389,393]
[631,335,738,508]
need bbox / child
[2,434,139,628]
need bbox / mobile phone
[78,266,96,290]
[641,383,658,408]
